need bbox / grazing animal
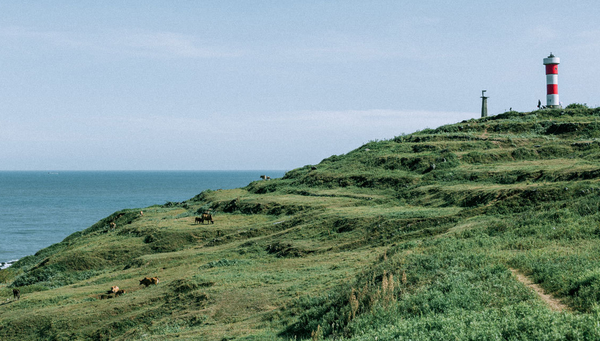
[194,217,202,224]
[201,213,214,224]
[139,277,159,287]
[115,289,126,297]
[109,286,119,294]
[139,277,152,287]
[12,289,20,300]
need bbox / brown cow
[115,289,126,297]
[13,289,20,300]
[200,213,214,224]
[194,217,202,224]
[139,277,159,287]
[109,286,119,294]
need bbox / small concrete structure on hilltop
[480,90,488,118]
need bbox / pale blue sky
[1,1,598,170]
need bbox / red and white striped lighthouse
[543,53,560,108]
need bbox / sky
[1,1,599,171]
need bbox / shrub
[569,269,600,311]
[144,231,198,253]
[566,103,589,110]
[171,278,199,293]
[200,259,250,269]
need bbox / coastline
[0,170,286,264]
[0,259,18,270]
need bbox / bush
[171,278,199,293]
[144,231,198,253]
[10,264,99,288]
[200,259,250,268]
[0,268,18,284]
[569,269,600,311]
[566,103,589,110]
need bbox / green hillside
[3,104,600,340]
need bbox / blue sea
[0,171,285,266]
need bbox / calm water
[0,171,285,263]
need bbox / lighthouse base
[546,94,560,109]
[546,105,562,109]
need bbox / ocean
[0,171,285,266]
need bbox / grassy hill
[2,104,600,340]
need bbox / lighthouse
[543,53,560,108]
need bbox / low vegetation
[2,105,600,340]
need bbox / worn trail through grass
[510,268,569,312]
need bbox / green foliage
[11,264,100,289]
[566,103,589,110]
[170,278,199,293]
[0,268,19,283]
[570,269,600,311]
[81,209,142,235]
[144,231,198,253]
[200,258,251,269]
[342,304,600,340]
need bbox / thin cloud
[111,31,245,58]
[275,17,447,63]
[291,32,401,61]
[256,109,475,127]
[286,33,438,62]
[572,29,600,52]
[0,26,244,59]
[50,109,477,144]
[527,25,559,44]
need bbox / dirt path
[480,128,489,139]
[510,268,569,312]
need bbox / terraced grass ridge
[3,104,600,340]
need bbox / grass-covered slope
[3,104,600,340]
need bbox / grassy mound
[2,105,600,340]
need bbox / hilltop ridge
[2,104,600,340]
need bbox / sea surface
[0,171,285,266]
